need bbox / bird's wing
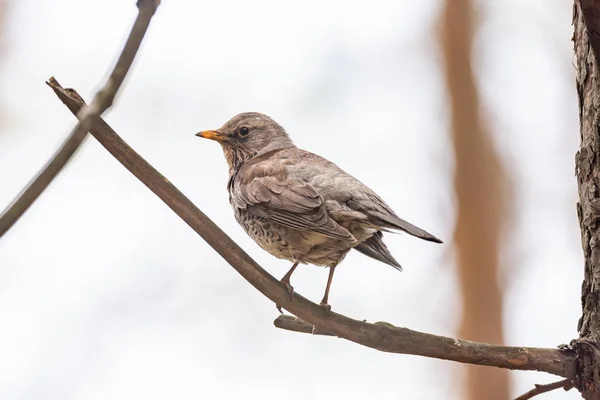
[233,164,355,242]
[348,194,442,243]
[284,150,442,244]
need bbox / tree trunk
[574,1,600,398]
[440,0,510,399]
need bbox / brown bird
[196,112,441,314]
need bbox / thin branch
[47,78,575,379]
[0,0,160,238]
[274,314,335,336]
[0,131,89,237]
[513,379,573,400]
[274,315,572,375]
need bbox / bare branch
[274,315,572,376]
[513,379,573,400]
[47,78,576,379]
[0,0,160,238]
[273,315,335,336]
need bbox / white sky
[0,0,582,399]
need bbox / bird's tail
[353,231,402,271]
[389,216,443,244]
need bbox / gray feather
[353,231,402,271]
[367,211,443,243]
[234,158,356,242]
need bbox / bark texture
[441,0,509,399]
[575,1,600,398]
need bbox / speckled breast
[232,206,298,262]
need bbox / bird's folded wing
[234,175,355,241]
[348,196,442,243]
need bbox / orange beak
[195,130,229,142]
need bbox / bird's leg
[319,265,337,318]
[276,262,299,313]
[280,262,299,299]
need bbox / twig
[273,315,335,336]
[0,0,160,238]
[273,315,573,376]
[47,78,575,378]
[513,378,572,400]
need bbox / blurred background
[0,0,581,399]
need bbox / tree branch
[46,78,575,379]
[274,315,572,377]
[0,0,160,238]
[513,379,573,400]
[274,314,335,336]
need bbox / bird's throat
[221,145,256,176]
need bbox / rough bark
[440,0,509,399]
[575,1,600,398]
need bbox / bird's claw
[319,302,332,318]
[276,280,295,313]
[282,280,295,301]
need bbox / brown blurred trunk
[440,1,509,399]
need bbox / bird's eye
[238,127,250,137]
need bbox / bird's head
[196,112,295,173]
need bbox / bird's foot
[282,279,295,301]
[319,301,332,318]
[276,279,295,313]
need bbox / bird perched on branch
[196,112,441,315]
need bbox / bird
[196,112,442,315]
